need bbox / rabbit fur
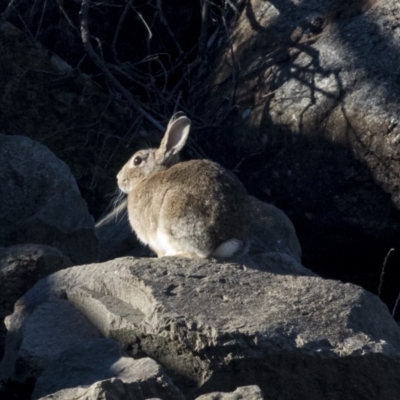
[117,112,248,259]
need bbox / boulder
[32,338,185,400]
[0,134,98,264]
[0,244,72,359]
[1,254,400,399]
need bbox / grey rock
[2,255,400,399]
[195,385,264,400]
[0,134,99,264]
[1,297,102,383]
[33,338,185,400]
[0,244,72,358]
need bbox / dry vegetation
[1,0,241,133]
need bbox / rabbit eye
[133,156,142,166]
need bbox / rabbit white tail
[212,238,244,259]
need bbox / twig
[167,45,199,98]
[35,0,47,39]
[13,8,35,40]
[173,91,182,113]
[57,0,79,32]
[221,12,238,109]
[378,248,394,297]
[232,152,262,172]
[135,9,152,40]
[198,0,210,56]
[392,290,400,318]
[156,0,183,54]
[151,57,169,92]
[224,0,239,15]
[125,0,152,41]
[1,0,18,21]
[107,63,140,83]
[112,0,131,58]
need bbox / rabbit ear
[157,114,191,164]
[167,111,186,128]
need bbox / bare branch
[224,0,239,15]
[56,0,79,32]
[112,0,131,59]
[221,12,239,109]
[198,0,210,56]
[35,0,47,39]
[135,9,152,40]
[1,0,18,22]
[156,0,183,54]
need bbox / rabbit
[117,112,249,259]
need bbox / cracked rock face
[1,254,400,399]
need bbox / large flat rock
[1,255,400,399]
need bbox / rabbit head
[117,112,191,193]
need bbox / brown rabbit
[117,112,248,258]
